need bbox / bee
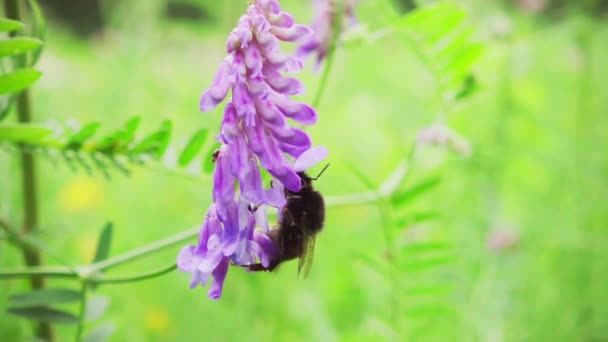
[248,164,329,277]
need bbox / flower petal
[271,93,317,125]
[200,61,234,112]
[253,230,278,267]
[176,245,197,272]
[293,146,329,172]
[208,257,230,300]
[271,25,313,43]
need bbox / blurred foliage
[1,0,608,341]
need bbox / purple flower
[297,0,358,67]
[178,0,328,300]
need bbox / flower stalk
[3,0,51,339]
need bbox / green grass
[2,0,608,341]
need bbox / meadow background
[1,0,607,340]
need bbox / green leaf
[131,120,171,157]
[7,306,80,324]
[85,296,109,321]
[432,26,474,60]
[346,161,377,191]
[0,68,42,94]
[201,142,221,174]
[0,18,23,32]
[393,211,441,229]
[401,242,452,255]
[0,37,43,58]
[0,123,52,142]
[454,73,479,100]
[93,222,113,263]
[400,254,456,273]
[352,252,389,274]
[8,289,82,307]
[390,176,441,207]
[178,128,208,167]
[67,122,101,146]
[403,284,452,297]
[85,322,115,342]
[441,43,484,89]
[123,116,141,143]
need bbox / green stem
[0,265,76,279]
[92,264,177,285]
[86,227,199,273]
[74,281,88,342]
[312,47,337,109]
[0,187,392,281]
[4,0,51,340]
[311,0,344,108]
[0,227,199,279]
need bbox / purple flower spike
[297,0,358,67]
[179,0,326,300]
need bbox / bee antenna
[310,163,330,181]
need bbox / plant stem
[4,0,52,340]
[312,47,337,109]
[0,265,76,279]
[92,263,177,285]
[312,0,345,108]
[74,281,89,342]
[0,188,387,281]
[86,227,199,273]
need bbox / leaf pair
[395,2,483,104]
[0,19,42,96]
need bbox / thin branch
[74,281,88,342]
[92,264,177,285]
[85,227,199,274]
[4,0,51,339]
[0,266,76,279]
[311,0,345,108]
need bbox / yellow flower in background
[59,177,104,212]
[144,306,172,335]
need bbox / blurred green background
[1,0,608,340]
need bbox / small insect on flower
[247,164,329,277]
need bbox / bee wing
[297,233,316,278]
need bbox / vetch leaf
[400,254,456,273]
[7,306,80,324]
[346,161,377,191]
[394,211,441,229]
[0,123,52,142]
[178,128,208,167]
[0,68,42,94]
[391,176,441,207]
[67,122,101,146]
[0,37,43,58]
[85,322,116,342]
[93,222,113,263]
[132,120,172,157]
[8,289,82,307]
[123,116,141,143]
[401,242,452,255]
[403,284,452,297]
[0,18,23,32]
[352,252,389,274]
[85,296,110,322]
[441,43,484,89]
